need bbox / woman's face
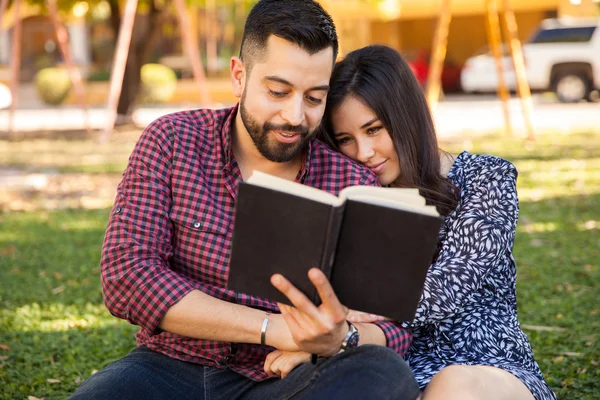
[330,96,400,186]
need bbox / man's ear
[230,56,246,99]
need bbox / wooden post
[101,0,138,143]
[501,0,535,141]
[425,0,452,110]
[8,0,22,139]
[0,0,9,25]
[47,0,91,133]
[485,0,512,136]
[173,0,212,105]
[205,0,218,75]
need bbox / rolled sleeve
[100,118,197,333]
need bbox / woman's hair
[319,45,459,216]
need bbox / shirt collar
[221,104,238,167]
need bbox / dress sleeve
[410,156,519,326]
[100,118,197,334]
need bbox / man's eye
[269,90,287,98]
[306,96,323,105]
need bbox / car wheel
[586,89,600,103]
[554,73,590,103]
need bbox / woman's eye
[269,90,287,98]
[306,96,323,105]
[366,126,382,135]
[336,137,352,146]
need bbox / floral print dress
[404,151,556,400]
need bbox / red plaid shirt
[101,105,412,380]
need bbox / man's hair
[240,0,338,71]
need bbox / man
[70,1,419,399]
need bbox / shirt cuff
[373,321,412,356]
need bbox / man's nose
[281,96,305,127]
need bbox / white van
[460,18,600,102]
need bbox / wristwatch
[338,321,360,353]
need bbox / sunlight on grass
[6,303,122,333]
[58,218,108,231]
[576,220,599,232]
[520,222,559,234]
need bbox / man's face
[238,36,334,163]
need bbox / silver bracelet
[260,312,272,346]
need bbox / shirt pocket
[169,204,230,287]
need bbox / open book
[227,171,443,321]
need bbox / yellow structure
[323,0,600,64]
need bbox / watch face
[347,323,360,349]
[347,331,360,349]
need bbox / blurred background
[0,1,599,399]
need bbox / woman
[264,45,556,400]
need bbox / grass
[1,130,599,399]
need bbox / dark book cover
[330,200,443,321]
[227,183,343,305]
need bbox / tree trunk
[109,0,166,120]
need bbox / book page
[347,194,440,216]
[247,171,343,206]
[340,186,425,207]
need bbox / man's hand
[270,268,349,357]
[264,350,311,379]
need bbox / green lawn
[1,130,599,399]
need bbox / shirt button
[193,221,201,229]
[221,355,233,365]
[115,207,122,213]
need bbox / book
[227,171,443,322]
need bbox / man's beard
[239,93,313,163]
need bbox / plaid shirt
[101,105,412,380]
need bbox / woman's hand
[347,309,392,324]
[264,350,312,379]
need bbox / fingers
[347,309,387,323]
[271,274,320,319]
[268,351,312,379]
[307,268,343,315]
[264,350,282,377]
[280,352,311,379]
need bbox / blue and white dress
[404,151,556,400]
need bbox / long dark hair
[319,45,459,216]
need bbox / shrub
[140,63,177,104]
[34,68,72,106]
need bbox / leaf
[51,285,66,295]
[0,344,10,351]
[28,396,44,400]
[0,246,17,256]
[47,378,61,383]
[521,324,565,332]
[0,356,9,361]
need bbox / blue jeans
[69,345,419,400]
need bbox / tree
[12,0,256,119]
[108,0,168,119]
